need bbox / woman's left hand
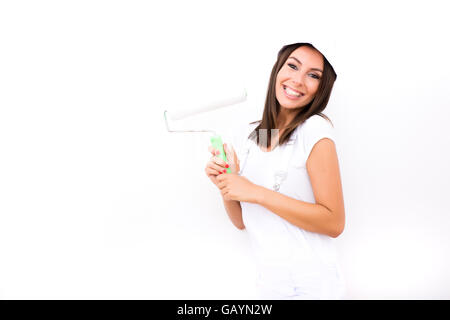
[216,173,261,203]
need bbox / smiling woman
[250,43,337,151]
[205,42,345,299]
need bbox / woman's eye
[287,63,320,79]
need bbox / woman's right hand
[205,143,240,188]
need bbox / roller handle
[210,135,231,173]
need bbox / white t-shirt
[224,114,346,299]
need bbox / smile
[283,85,304,99]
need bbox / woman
[204,42,346,299]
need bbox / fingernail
[225,164,229,168]
[223,169,226,173]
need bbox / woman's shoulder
[248,119,262,127]
[301,114,334,132]
[245,119,261,134]
[304,114,333,125]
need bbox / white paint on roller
[166,87,247,121]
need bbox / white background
[1,0,449,299]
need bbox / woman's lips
[282,85,304,100]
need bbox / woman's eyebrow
[288,56,323,73]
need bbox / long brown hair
[248,42,337,149]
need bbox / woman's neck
[277,107,298,129]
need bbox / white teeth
[284,86,302,97]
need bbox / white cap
[274,35,338,76]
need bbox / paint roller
[164,86,247,173]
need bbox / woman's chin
[279,102,304,111]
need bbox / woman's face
[275,46,324,110]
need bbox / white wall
[1,0,449,299]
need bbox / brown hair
[248,42,337,149]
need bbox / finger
[224,144,237,164]
[217,180,227,189]
[205,168,220,177]
[207,160,227,174]
[224,143,231,157]
[216,173,226,181]
[206,160,226,173]
[221,187,228,196]
[223,144,230,160]
[211,156,229,169]
[209,146,221,156]
[208,145,218,156]
[205,166,222,177]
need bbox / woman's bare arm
[253,138,345,237]
[222,197,245,230]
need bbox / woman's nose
[292,72,307,86]
[291,77,304,88]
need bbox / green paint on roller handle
[210,135,231,173]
